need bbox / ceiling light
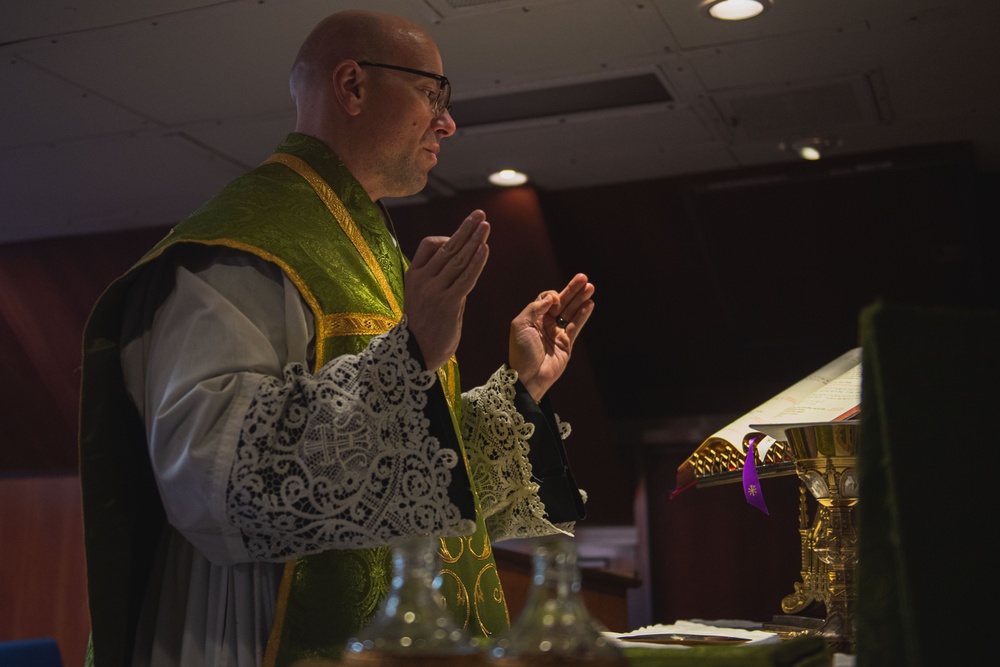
[488,169,528,187]
[780,137,842,161]
[703,0,770,21]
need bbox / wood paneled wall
[0,474,89,666]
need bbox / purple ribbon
[743,435,769,515]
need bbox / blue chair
[0,637,64,667]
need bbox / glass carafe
[488,536,628,666]
[342,535,488,666]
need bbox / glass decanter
[488,536,628,666]
[342,535,488,666]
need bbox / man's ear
[331,60,365,116]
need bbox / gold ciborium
[752,420,859,654]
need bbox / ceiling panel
[0,0,218,44]
[649,0,958,51]
[425,0,669,94]
[182,110,298,168]
[684,24,876,91]
[14,4,306,125]
[0,58,150,148]
[1,0,999,244]
[0,132,244,243]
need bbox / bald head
[290,10,434,113]
[287,10,453,201]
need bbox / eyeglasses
[357,61,452,117]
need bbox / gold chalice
[751,421,859,653]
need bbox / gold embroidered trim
[263,153,402,320]
[438,358,459,413]
[143,238,329,361]
[263,560,297,667]
[320,312,398,337]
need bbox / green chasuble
[79,133,508,667]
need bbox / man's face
[363,46,456,199]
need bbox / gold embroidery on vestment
[469,531,492,560]
[440,568,472,629]
[474,563,508,634]
[263,153,401,319]
[440,537,465,563]
[320,312,398,337]
[263,560,298,667]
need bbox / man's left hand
[508,273,595,402]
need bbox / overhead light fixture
[488,169,528,187]
[780,136,842,161]
[703,0,770,21]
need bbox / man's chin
[386,173,430,199]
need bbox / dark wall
[538,142,998,425]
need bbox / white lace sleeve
[460,366,574,542]
[226,322,477,561]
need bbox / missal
[673,347,862,494]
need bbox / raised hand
[509,273,595,402]
[403,209,490,371]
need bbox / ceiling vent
[715,75,889,142]
[427,0,562,12]
[439,0,515,7]
[450,72,673,127]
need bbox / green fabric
[142,133,406,352]
[856,302,999,667]
[623,635,831,666]
[78,133,508,667]
[79,237,172,667]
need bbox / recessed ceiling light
[780,137,842,161]
[488,169,528,187]
[703,0,770,21]
[798,145,822,161]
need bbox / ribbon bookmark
[743,435,769,515]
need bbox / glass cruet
[488,536,628,666]
[342,535,488,666]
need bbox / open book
[673,347,862,495]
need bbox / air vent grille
[442,0,512,7]
[450,73,673,127]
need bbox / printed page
[769,363,861,422]
[706,347,862,454]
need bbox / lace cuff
[226,321,476,561]
[461,366,574,542]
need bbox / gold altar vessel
[752,421,859,653]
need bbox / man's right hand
[403,209,490,371]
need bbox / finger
[557,273,593,305]
[409,235,449,270]
[430,210,487,271]
[534,290,559,309]
[443,218,490,282]
[564,300,595,340]
[522,292,559,324]
[448,239,490,295]
[555,274,595,321]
